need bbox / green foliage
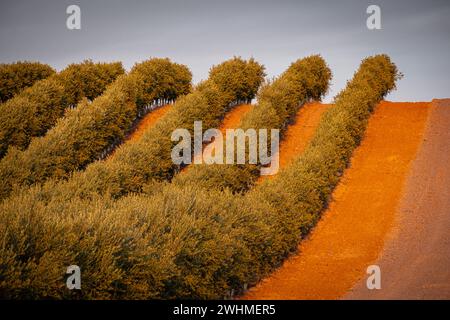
[0,58,191,200]
[0,185,245,299]
[57,60,125,106]
[209,57,266,103]
[0,60,125,158]
[132,57,192,107]
[0,61,55,103]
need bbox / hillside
[242,100,450,299]
[4,55,448,300]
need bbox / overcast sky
[1,0,449,102]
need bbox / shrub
[0,60,125,158]
[0,58,191,200]
[0,61,55,103]
[208,57,265,104]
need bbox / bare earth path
[192,102,327,167]
[243,101,431,299]
[126,105,171,143]
[106,105,171,159]
[346,99,450,299]
[259,102,330,178]
[218,104,253,134]
[190,104,253,165]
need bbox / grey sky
[1,0,449,102]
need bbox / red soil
[190,104,253,166]
[242,101,431,299]
[191,102,328,171]
[107,105,170,160]
[346,99,450,299]
[219,104,253,134]
[259,102,330,178]
[127,105,171,143]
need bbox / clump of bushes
[0,60,125,158]
[0,58,191,200]
[0,61,55,103]
[0,55,400,300]
[208,57,265,104]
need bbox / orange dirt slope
[106,104,171,160]
[242,101,431,300]
[260,102,330,178]
[346,99,450,299]
[127,104,171,143]
[190,103,253,166]
[194,102,329,171]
